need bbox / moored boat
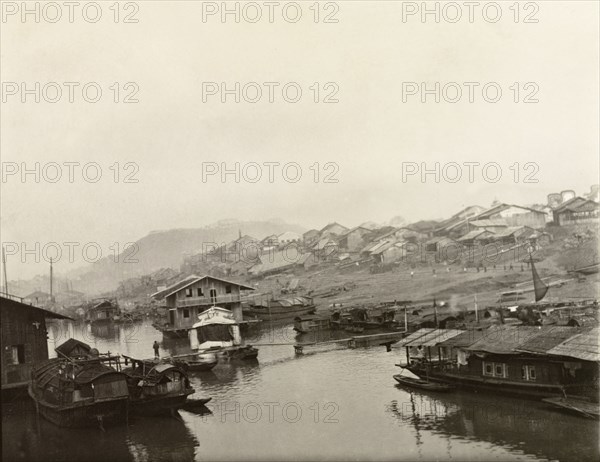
[542,396,600,419]
[397,325,600,400]
[393,374,454,392]
[244,296,316,321]
[84,298,121,324]
[169,352,219,372]
[293,315,331,334]
[121,356,196,416]
[28,355,129,427]
[188,306,259,361]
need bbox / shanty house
[260,234,279,252]
[303,229,320,246]
[456,230,495,246]
[337,226,371,252]
[319,222,349,238]
[477,204,546,229]
[1,294,71,391]
[278,231,302,245]
[493,226,536,245]
[373,241,407,264]
[151,275,255,326]
[552,197,599,226]
[248,248,301,276]
[311,236,339,260]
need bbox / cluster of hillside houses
[178,190,599,279]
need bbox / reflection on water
[2,319,599,462]
[387,389,600,462]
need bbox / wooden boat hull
[130,389,195,416]
[171,357,219,372]
[393,374,454,392]
[244,305,316,321]
[28,385,128,427]
[219,346,259,361]
[181,398,213,415]
[406,366,570,399]
[542,397,600,419]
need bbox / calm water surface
[2,319,598,462]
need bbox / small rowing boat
[542,396,600,419]
[393,374,454,392]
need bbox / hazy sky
[1,1,599,279]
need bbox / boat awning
[465,325,545,355]
[192,306,237,328]
[436,328,490,349]
[152,364,179,374]
[395,328,436,347]
[403,329,464,347]
[515,326,582,355]
[545,327,599,362]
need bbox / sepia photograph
[1,1,599,461]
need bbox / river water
[2,319,598,462]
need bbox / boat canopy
[192,306,237,328]
[398,329,463,348]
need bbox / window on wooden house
[494,363,506,378]
[483,361,507,378]
[186,288,193,297]
[197,288,204,297]
[522,365,537,381]
[9,345,25,365]
[225,285,232,294]
[483,362,494,376]
[183,309,190,318]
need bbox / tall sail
[530,256,548,302]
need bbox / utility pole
[2,246,8,293]
[50,258,54,303]
[474,294,478,323]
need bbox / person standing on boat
[153,340,160,359]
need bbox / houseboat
[28,353,129,427]
[330,311,353,330]
[121,356,196,416]
[244,296,316,321]
[186,306,258,361]
[396,326,600,401]
[347,307,400,331]
[293,315,331,334]
[151,275,255,338]
[85,298,121,324]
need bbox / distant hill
[10,219,305,296]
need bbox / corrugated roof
[402,329,464,347]
[457,230,494,241]
[0,295,73,320]
[396,328,436,347]
[516,326,582,354]
[469,219,508,228]
[546,327,600,362]
[465,325,543,354]
[371,241,403,255]
[436,328,490,348]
